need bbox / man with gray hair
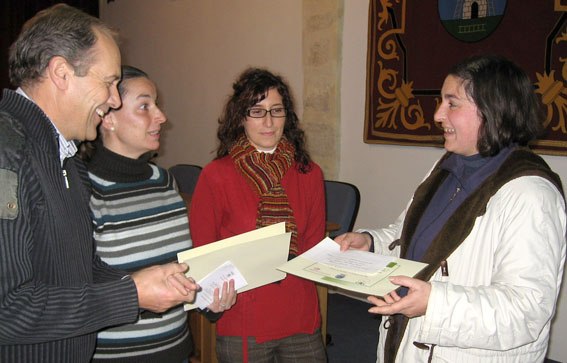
[0,4,199,362]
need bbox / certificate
[278,237,427,297]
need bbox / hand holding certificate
[278,237,427,297]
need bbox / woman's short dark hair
[117,65,149,99]
[216,67,312,173]
[448,55,542,156]
[9,3,116,88]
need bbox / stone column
[302,0,343,180]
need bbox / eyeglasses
[247,107,287,118]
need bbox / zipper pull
[449,187,461,201]
[62,169,70,189]
[441,260,449,276]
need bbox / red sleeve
[301,163,326,252]
[189,166,221,247]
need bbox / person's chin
[145,143,160,152]
[85,129,99,141]
[261,143,278,150]
[264,137,279,147]
[84,119,101,141]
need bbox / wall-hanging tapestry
[364,0,567,156]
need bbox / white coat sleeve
[357,203,409,257]
[420,176,566,350]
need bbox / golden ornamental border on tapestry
[364,0,567,156]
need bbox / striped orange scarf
[230,134,299,257]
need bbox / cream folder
[177,222,290,310]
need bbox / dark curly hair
[448,55,542,157]
[216,67,312,173]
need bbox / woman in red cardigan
[190,68,326,363]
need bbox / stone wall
[302,0,343,180]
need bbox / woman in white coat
[335,55,566,363]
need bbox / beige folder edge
[177,222,290,311]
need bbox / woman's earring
[110,126,115,131]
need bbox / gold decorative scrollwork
[555,30,567,43]
[555,0,567,12]
[534,25,567,135]
[377,0,403,60]
[374,62,428,131]
[374,0,429,132]
[536,69,567,133]
[367,0,567,153]
[377,0,394,31]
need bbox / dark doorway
[471,2,479,19]
[0,0,99,90]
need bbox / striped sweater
[87,145,193,363]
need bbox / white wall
[99,0,303,169]
[100,1,567,360]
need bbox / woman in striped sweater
[82,65,236,362]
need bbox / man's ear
[47,56,73,90]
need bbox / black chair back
[324,180,361,238]
[168,164,203,195]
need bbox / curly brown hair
[216,67,312,173]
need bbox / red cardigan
[190,156,325,343]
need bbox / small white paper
[301,237,394,275]
[194,261,248,309]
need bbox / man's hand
[131,263,199,312]
[207,279,237,313]
[367,276,431,318]
[334,232,372,252]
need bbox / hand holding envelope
[206,278,238,313]
[195,261,246,310]
[177,223,291,311]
